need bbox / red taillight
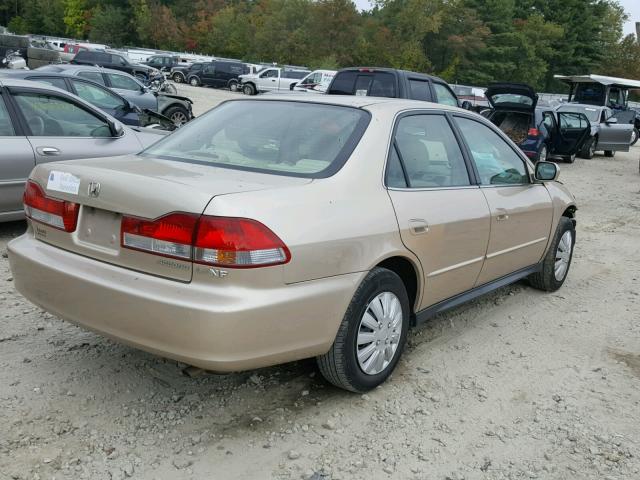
[23,180,79,232]
[528,128,540,137]
[358,68,374,72]
[121,213,198,260]
[120,214,290,268]
[194,217,290,268]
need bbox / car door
[105,72,158,111]
[258,69,280,91]
[386,112,491,307]
[597,108,634,152]
[454,115,553,285]
[7,87,142,166]
[201,63,216,86]
[0,90,35,217]
[69,78,140,126]
[553,111,591,156]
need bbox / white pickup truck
[239,67,310,95]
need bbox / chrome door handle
[496,209,510,221]
[37,147,60,156]
[409,219,429,235]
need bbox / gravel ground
[0,91,639,480]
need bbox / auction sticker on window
[46,171,81,195]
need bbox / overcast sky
[353,0,639,36]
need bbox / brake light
[358,68,374,72]
[528,128,540,137]
[120,214,290,268]
[23,180,79,232]
[121,213,198,260]
[194,217,290,268]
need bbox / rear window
[490,93,533,107]
[76,51,105,62]
[142,100,371,178]
[284,70,310,80]
[329,71,396,98]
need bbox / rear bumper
[8,234,363,372]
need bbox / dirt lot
[1,91,639,480]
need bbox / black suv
[143,54,183,71]
[328,67,467,108]
[71,50,157,82]
[170,62,205,84]
[187,60,249,89]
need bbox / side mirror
[605,117,618,124]
[535,161,559,181]
[290,82,297,90]
[461,100,473,110]
[108,119,125,137]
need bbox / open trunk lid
[27,154,311,281]
[486,83,538,112]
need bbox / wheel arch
[375,256,421,318]
[562,205,577,227]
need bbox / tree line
[1,0,638,92]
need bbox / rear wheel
[229,80,239,92]
[604,150,615,157]
[163,105,189,126]
[631,127,639,146]
[243,83,256,95]
[579,137,596,159]
[563,153,576,163]
[528,217,575,292]
[188,76,200,87]
[317,267,409,392]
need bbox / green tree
[88,5,131,47]
[63,0,88,37]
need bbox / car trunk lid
[27,154,311,281]
[486,83,538,112]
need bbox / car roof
[229,93,463,113]
[38,64,138,78]
[336,67,448,84]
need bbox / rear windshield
[329,71,397,98]
[490,93,533,106]
[142,100,371,178]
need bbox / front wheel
[163,105,190,126]
[188,76,200,87]
[317,267,410,392]
[172,73,183,83]
[243,83,256,95]
[631,127,639,146]
[528,216,575,292]
[579,137,596,159]
[229,80,238,92]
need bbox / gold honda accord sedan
[8,96,578,392]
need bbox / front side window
[455,117,529,185]
[0,95,15,136]
[261,69,279,78]
[78,71,106,85]
[204,64,216,74]
[111,55,127,66]
[13,92,112,137]
[433,83,458,107]
[143,100,370,178]
[390,114,470,188]
[71,80,125,110]
[107,74,141,91]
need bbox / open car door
[554,112,590,156]
[598,111,634,153]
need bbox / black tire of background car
[579,137,596,159]
[243,83,256,95]
[604,150,615,157]
[172,72,184,83]
[630,128,639,147]
[528,216,575,292]
[188,76,200,87]
[316,267,410,393]
[537,144,548,163]
[563,153,576,163]
[228,80,238,92]
[163,105,190,126]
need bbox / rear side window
[143,100,370,178]
[78,71,106,85]
[455,116,528,185]
[409,79,431,101]
[111,54,127,66]
[433,83,458,107]
[0,95,15,136]
[30,76,68,91]
[391,114,470,188]
[107,74,140,91]
[330,71,396,98]
[330,71,358,95]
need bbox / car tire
[163,105,190,126]
[316,267,410,393]
[528,216,575,292]
[604,150,615,157]
[631,128,639,146]
[537,144,548,163]
[579,137,596,159]
[562,153,576,163]
[229,80,239,92]
[172,73,183,83]
[188,76,200,87]
[243,83,256,95]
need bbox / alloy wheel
[631,128,638,146]
[170,111,188,125]
[554,231,572,281]
[356,292,403,375]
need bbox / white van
[293,70,336,93]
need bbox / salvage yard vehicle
[187,60,249,89]
[327,67,469,109]
[0,70,176,130]
[8,95,578,392]
[70,50,159,83]
[0,78,166,221]
[36,65,193,126]
[484,83,590,163]
[239,66,310,95]
[292,69,336,93]
[555,74,640,146]
[555,103,633,158]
